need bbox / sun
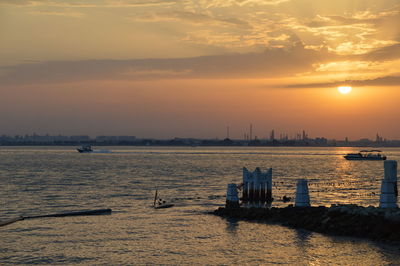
[337,86,352,94]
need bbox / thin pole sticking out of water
[154,189,158,207]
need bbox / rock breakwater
[213,205,400,243]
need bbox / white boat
[77,145,93,153]
[344,150,386,160]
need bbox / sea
[1,146,400,265]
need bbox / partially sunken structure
[216,161,400,243]
[242,167,273,207]
[227,167,273,208]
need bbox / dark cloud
[285,75,400,89]
[134,11,250,28]
[325,15,378,25]
[352,75,400,86]
[305,9,399,28]
[0,0,179,7]
[360,43,400,61]
[305,16,370,28]
[0,0,34,5]
[0,0,85,6]
[0,43,334,85]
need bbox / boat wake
[90,150,111,153]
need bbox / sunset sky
[1,0,399,139]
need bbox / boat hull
[154,204,174,209]
[77,145,93,153]
[77,149,93,153]
[344,156,386,160]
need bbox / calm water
[1,146,400,265]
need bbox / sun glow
[337,86,352,94]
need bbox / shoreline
[1,143,400,147]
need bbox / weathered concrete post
[248,179,254,206]
[226,183,240,208]
[379,160,398,208]
[384,160,398,197]
[295,179,310,207]
[266,168,273,204]
[253,168,261,206]
[242,167,250,205]
[260,177,266,206]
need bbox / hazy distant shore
[2,141,400,147]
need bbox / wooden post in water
[153,189,158,207]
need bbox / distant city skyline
[3,131,400,147]
[0,130,395,142]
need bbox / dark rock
[212,205,400,243]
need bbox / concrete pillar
[295,179,310,207]
[226,183,240,208]
[260,180,266,205]
[253,168,261,206]
[379,160,398,208]
[379,181,397,208]
[384,160,398,197]
[248,180,254,205]
[266,168,273,203]
[242,167,250,204]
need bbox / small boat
[344,150,386,160]
[154,203,175,209]
[77,145,93,153]
[153,190,174,209]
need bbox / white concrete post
[379,160,398,208]
[266,168,273,203]
[242,167,250,204]
[226,183,240,208]
[295,179,310,207]
[260,178,266,205]
[249,179,254,206]
[253,168,261,206]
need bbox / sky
[0,0,399,140]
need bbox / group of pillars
[242,167,273,207]
[226,160,398,209]
[226,167,272,208]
